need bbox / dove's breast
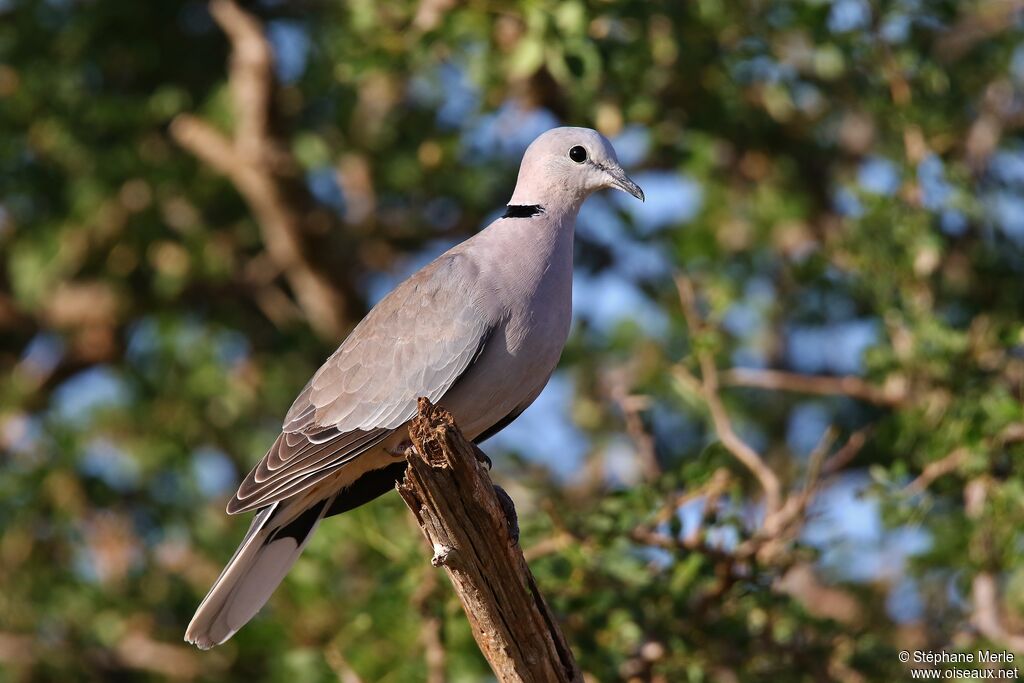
[439,214,575,440]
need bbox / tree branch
[719,367,907,408]
[170,0,359,339]
[398,399,583,683]
[972,572,1024,654]
[903,448,968,496]
[964,478,1024,654]
[210,0,273,162]
[674,274,783,518]
[821,426,871,476]
[412,569,448,683]
[324,644,366,683]
[935,0,1024,63]
[666,275,877,569]
[603,367,660,481]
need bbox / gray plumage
[185,127,644,649]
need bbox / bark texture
[398,398,583,683]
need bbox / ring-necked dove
[185,126,644,649]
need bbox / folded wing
[227,251,494,514]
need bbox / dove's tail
[184,494,332,650]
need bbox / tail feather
[184,495,333,649]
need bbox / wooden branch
[209,0,272,163]
[604,368,660,481]
[972,572,1024,654]
[170,0,358,339]
[821,426,871,476]
[719,367,907,408]
[412,569,448,683]
[935,0,1024,63]
[903,448,968,496]
[398,399,583,683]
[674,274,783,518]
[325,644,365,683]
[964,478,1024,653]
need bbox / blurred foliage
[2,0,1024,681]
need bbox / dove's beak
[607,167,645,202]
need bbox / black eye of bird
[568,145,587,163]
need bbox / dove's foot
[389,440,414,458]
[492,484,520,544]
[470,443,493,470]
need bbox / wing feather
[226,251,496,514]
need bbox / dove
[185,126,644,649]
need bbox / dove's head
[508,127,644,210]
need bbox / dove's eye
[568,146,587,163]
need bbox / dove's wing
[227,251,495,514]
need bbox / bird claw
[492,484,520,545]
[471,443,493,470]
[389,440,415,458]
